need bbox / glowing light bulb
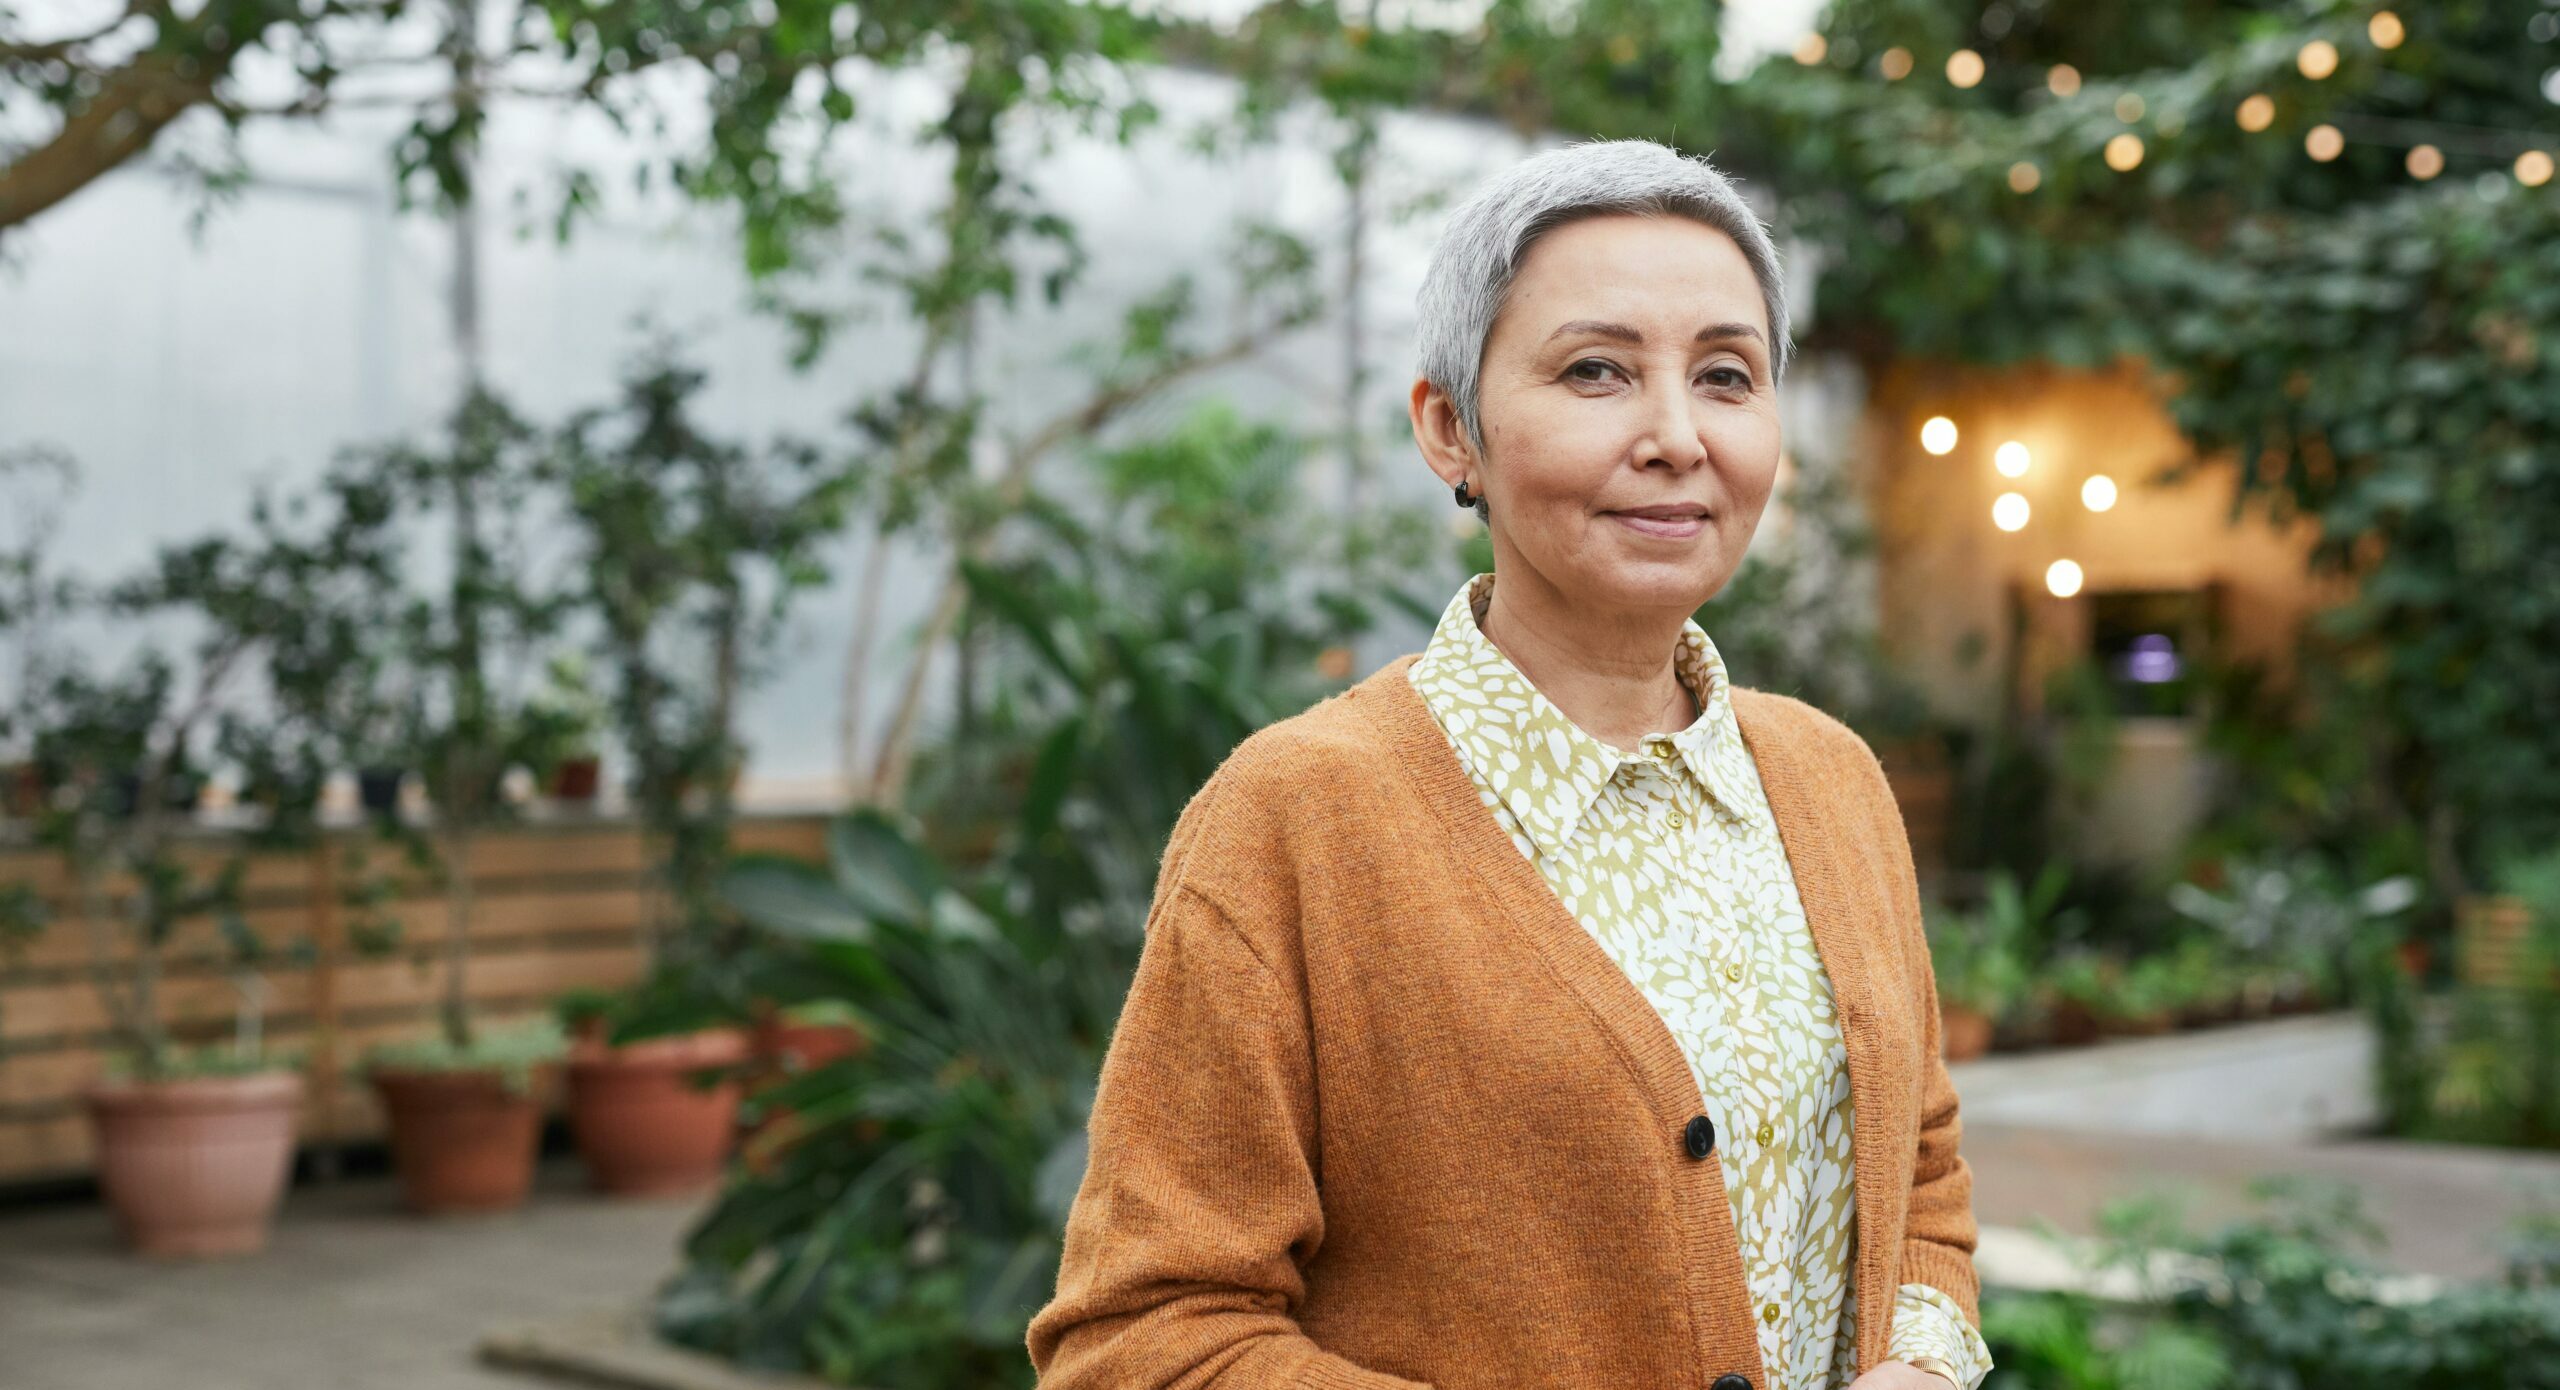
[2106,133,2146,171]
[1995,441,2032,477]
[2048,63,2081,97]
[2082,475,2118,511]
[2519,150,2556,187]
[2369,11,2404,49]
[2306,124,2345,161]
[2236,94,2275,132]
[1795,32,1828,65]
[2046,559,2084,597]
[1880,46,1914,80]
[2298,39,2339,80]
[1947,49,1985,88]
[1921,416,1959,455]
[2009,161,2043,193]
[2407,144,2444,179]
[1993,493,2031,531]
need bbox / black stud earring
[1453,479,1475,509]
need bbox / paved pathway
[0,1152,710,1390]
[5,1120,2557,1389]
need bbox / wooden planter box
[0,811,826,1188]
[2457,893,2558,993]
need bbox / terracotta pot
[369,1064,551,1214]
[1938,1005,1996,1062]
[549,755,602,803]
[565,1028,751,1197]
[83,1070,304,1258]
[2044,998,2103,1047]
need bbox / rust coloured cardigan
[1025,654,1982,1390]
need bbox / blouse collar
[1409,570,1754,854]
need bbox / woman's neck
[1474,572,1698,753]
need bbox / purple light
[2121,632,2181,683]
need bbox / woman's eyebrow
[1543,319,1766,346]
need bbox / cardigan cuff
[1291,1346,1435,1390]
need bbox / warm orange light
[2008,161,2042,193]
[1921,416,1960,455]
[2046,559,2084,597]
[1881,46,1914,80]
[2298,39,2339,80]
[2369,11,2405,49]
[1947,49,1986,88]
[2048,63,2082,97]
[1794,32,1828,65]
[2115,92,2146,123]
[2236,94,2276,132]
[2407,144,2444,179]
[1995,442,2032,477]
[2105,133,2146,171]
[2519,150,2556,187]
[2306,124,2345,161]
[2082,475,2118,512]
[1993,493,2031,531]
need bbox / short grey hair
[1415,138,1793,522]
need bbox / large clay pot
[369,1064,551,1214]
[565,1028,751,1197]
[83,1070,304,1258]
[1938,1005,1996,1062]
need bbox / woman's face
[1416,211,1783,616]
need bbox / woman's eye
[1700,367,1751,390]
[1567,358,1622,383]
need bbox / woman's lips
[1608,511,1707,539]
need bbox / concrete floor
[4,1107,2557,1389]
[1965,1120,2560,1283]
[0,1149,712,1390]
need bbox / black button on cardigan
[1684,1113,1716,1159]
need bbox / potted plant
[542,348,853,1197]
[338,386,578,1215]
[24,482,398,1256]
[1924,891,2029,1061]
[552,966,753,1196]
[522,653,607,805]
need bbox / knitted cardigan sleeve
[1852,725,1984,1328]
[1024,810,1432,1390]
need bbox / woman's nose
[1636,374,1708,469]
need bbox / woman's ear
[1408,376,1479,490]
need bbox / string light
[2368,11,2405,49]
[1995,442,2032,477]
[2520,150,2556,187]
[2407,144,2444,179]
[2046,559,2084,598]
[1881,46,1914,80]
[2048,63,2081,97]
[2082,475,2118,511]
[1795,33,1827,65]
[1948,48,1986,88]
[2008,161,2043,193]
[2114,92,2146,123]
[2106,133,2146,171]
[2306,123,2345,161]
[1993,493,2031,531]
[1921,416,1959,454]
[2298,39,2339,80]
[2237,94,2275,132]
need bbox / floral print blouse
[1407,571,1993,1390]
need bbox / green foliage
[361,1016,569,1097]
[1985,1178,2560,1390]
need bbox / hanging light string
[1800,8,2558,187]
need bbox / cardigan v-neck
[1027,652,1983,1390]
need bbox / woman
[1026,138,1992,1390]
